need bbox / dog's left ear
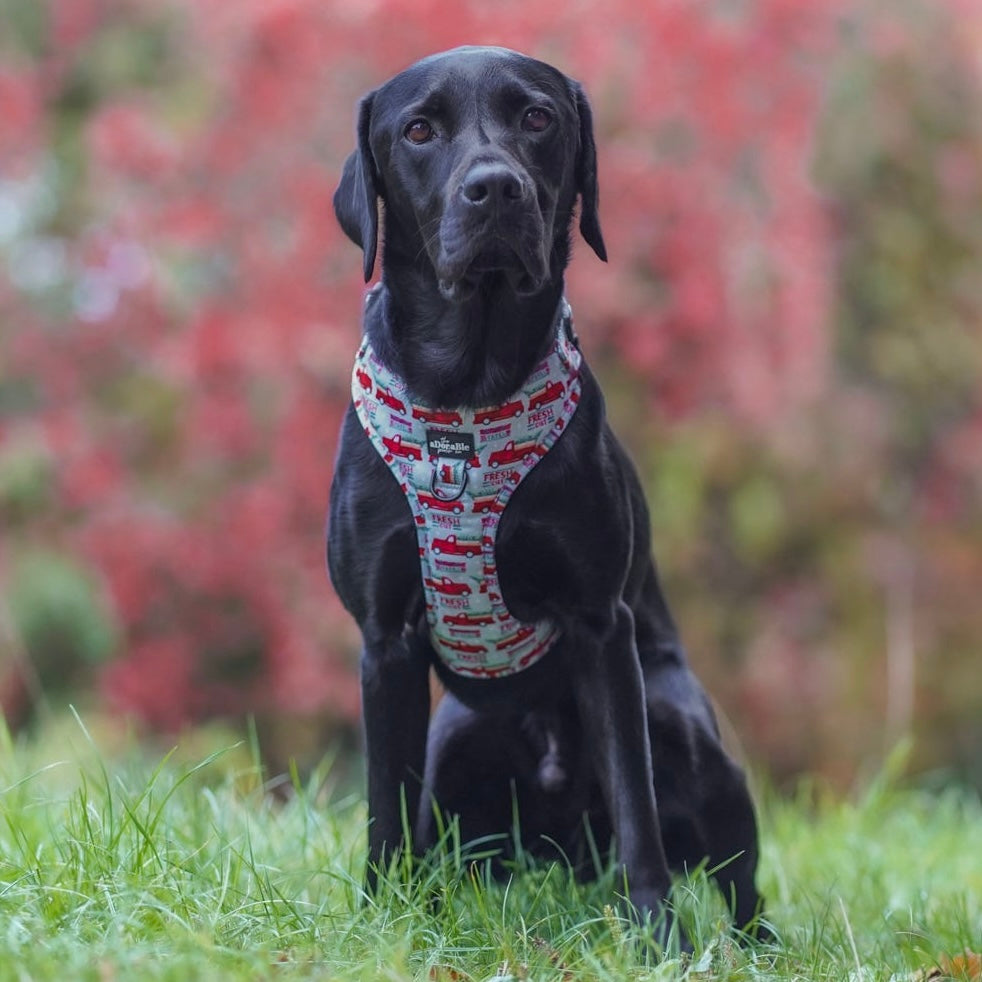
[570,81,607,263]
[334,92,380,282]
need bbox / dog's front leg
[572,601,678,940]
[361,633,430,892]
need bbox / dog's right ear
[333,93,379,282]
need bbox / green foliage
[591,0,982,790]
[0,439,54,522]
[5,551,119,687]
[0,0,46,57]
[0,726,979,980]
[815,1,982,460]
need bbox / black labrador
[328,46,767,943]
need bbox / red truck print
[381,434,422,461]
[425,576,472,597]
[376,385,406,414]
[472,495,506,514]
[473,399,524,425]
[528,380,565,410]
[496,625,537,650]
[356,368,373,391]
[432,534,482,558]
[443,612,495,627]
[417,491,465,513]
[516,638,554,670]
[488,440,542,468]
[412,406,463,427]
[459,663,518,679]
[442,639,487,655]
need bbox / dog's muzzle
[435,161,549,301]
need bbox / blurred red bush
[2,0,981,786]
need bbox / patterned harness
[353,299,582,678]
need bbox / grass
[1,718,980,981]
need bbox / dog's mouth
[437,240,547,303]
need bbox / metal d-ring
[430,461,470,502]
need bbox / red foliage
[7,0,980,785]
[1,0,843,733]
[87,103,180,180]
[0,67,43,175]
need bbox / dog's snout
[460,162,526,208]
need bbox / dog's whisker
[414,223,444,264]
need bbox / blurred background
[2,0,981,791]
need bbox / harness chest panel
[352,303,582,678]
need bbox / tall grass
[1,718,979,980]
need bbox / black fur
[328,46,767,943]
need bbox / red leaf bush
[3,0,982,786]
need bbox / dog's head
[334,46,607,302]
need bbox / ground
[0,718,979,981]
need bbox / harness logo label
[427,429,476,460]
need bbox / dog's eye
[404,119,434,144]
[522,107,552,133]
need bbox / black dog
[328,46,766,943]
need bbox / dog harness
[352,299,582,679]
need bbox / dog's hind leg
[633,561,768,937]
[643,663,768,937]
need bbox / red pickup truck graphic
[442,639,487,655]
[473,399,524,425]
[472,495,506,514]
[496,625,537,650]
[516,638,553,669]
[412,406,463,427]
[425,576,471,597]
[443,612,495,627]
[488,440,542,468]
[381,434,422,461]
[528,380,565,410]
[432,535,481,558]
[417,491,464,513]
[457,663,516,679]
[376,385,406,414]
[356,368,373,391]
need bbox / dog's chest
[353,305,581,679]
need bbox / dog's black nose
[461,163,526,208]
